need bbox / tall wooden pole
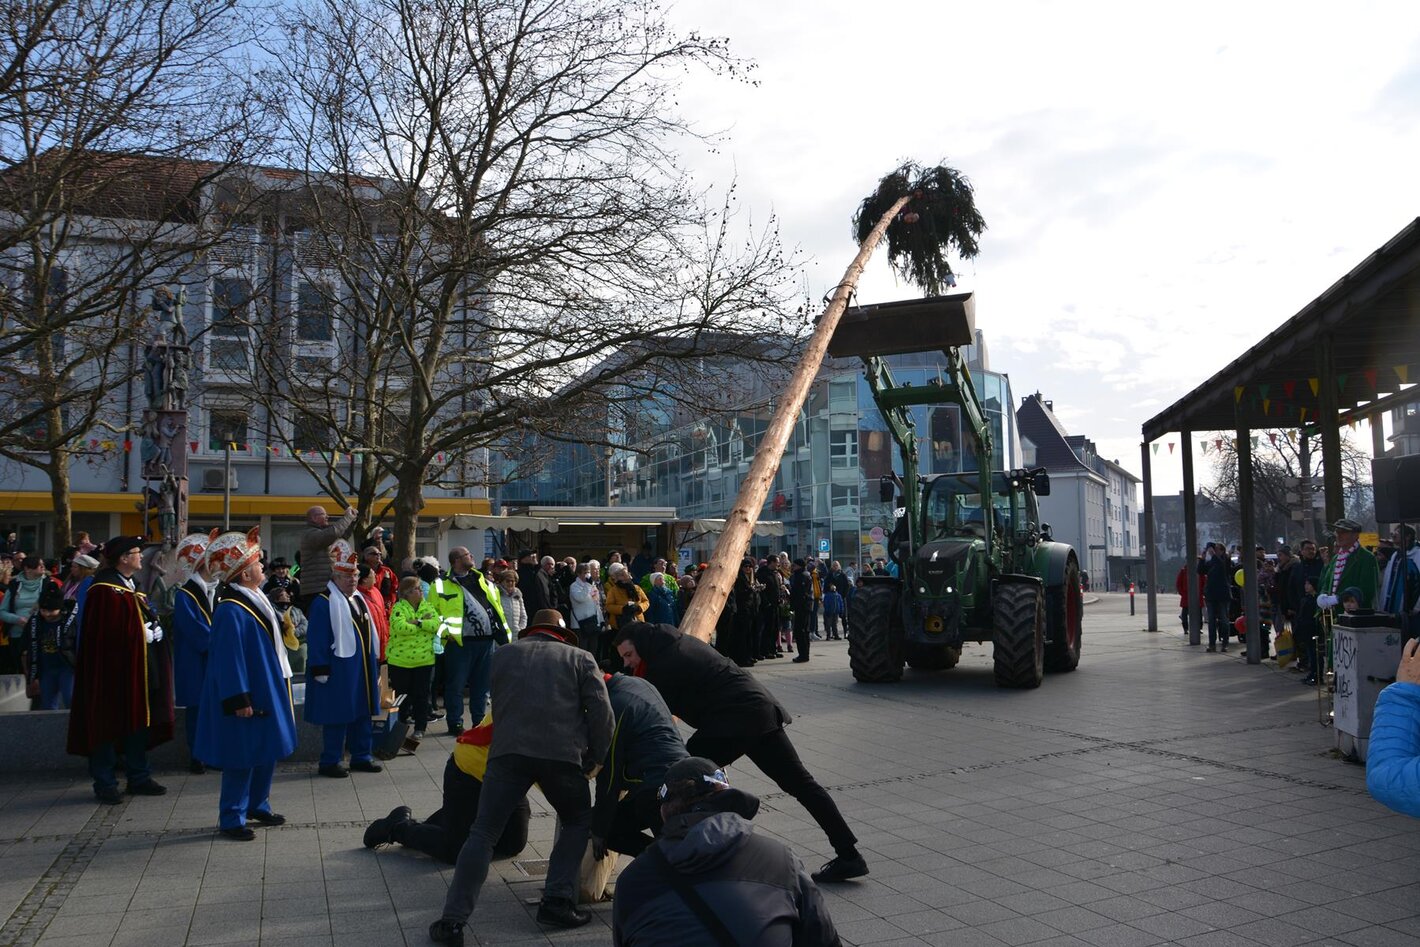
[679,194,912,642]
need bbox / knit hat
[659,757,730,802]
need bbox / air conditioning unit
[202,468,238,492]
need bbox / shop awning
[691,518,785,537]
[443,513,561,532]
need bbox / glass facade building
[498,338,1020,568]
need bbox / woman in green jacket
[387,576,442,743]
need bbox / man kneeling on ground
[611,756,841,946]
[363,712,531,862]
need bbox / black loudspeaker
[1372,454,1420,522]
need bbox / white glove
[314,675,330,684]
[1316,594,1338,609]
[144,621,164,644]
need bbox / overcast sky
[664,0,1420,495]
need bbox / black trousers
[792,605,811,659]
[392,756,530,864]
[603,788,663,856]
[387,664,433,732]
[686,727,856,856]
[759,608,779,656]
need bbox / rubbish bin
[1332,611,1404,762]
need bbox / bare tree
[0,0,273,546]
[1204,430,1374,544]
[246,0,801,559]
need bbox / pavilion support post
[1317,336,1345,524]
[1141,441,1158,631]
[1372,411,1389,535]
[1182,430,1201,645]
[1237,424,1261,665]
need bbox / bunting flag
[1283,380,1296,399]
[1214,438,1223,451]
[1268,432,1277,445]
[1399,365,1411,384]
[1200,440,1210,455]
[1251,436,1260,449]
[1167,442,1175,454]
[1364,368,1378,390]
[190,441,199,452]
[1259,383,1270,400]
[1337,374,1348,392]
[1234,386,1244,403]
[1152,443,1160,455]
[1286,430,1297,442]
[1263,399,1271,415]
[123,440,132,453]
[1308,377,1320,396]
[1299,407,1308,423]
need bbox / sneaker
[812,853,869,883]
[428,918,465,946]
[447,724,465,738]
[127,780,167,796]
[428,711,445,723]
[363,805,412,848]
[536,897,592,928]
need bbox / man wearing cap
[297,504,358,612]
[66,536,173,804]
[305,539,383,777]
[443,546,507,736]
[430,609,613,944]
[173,530,221,774]
[194,528,299,840]
[611,756,841,946]
[1316,518,1380,612]
[613,621,868,884]
[262,558,299,599]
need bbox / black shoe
[1205,646,1216,652]
[1302,675,1317,686]
[127,780,167,796]
[447,725,465,738]
[1220,645,1228,653]
[536,897,592,928]
[792,656,809,663]
[95,787,123,805]
[189,759,207,775]
[350,759,383,773]
[220,826,256,842]
[318,764,349,778]
[364,805,413,848]
[812,853,869,883]
[428,918,465,946]
[427,711,444,723]
[247,810,286,826]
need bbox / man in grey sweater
[431,609,613,946]
[297,505,356,611]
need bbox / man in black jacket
[612,622,868,883]
[611,756,840,946]
[1197,543,1234,652]
[591,671,688,858]
[788,559,812,663]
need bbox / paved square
[1,593,1416,946]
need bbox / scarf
[232,583,293,680]
[1330,542,1356,592]
[326,580,368,659]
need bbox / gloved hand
[1316,593,1339,609]
[314,675,330,684]
[144,621,164,644]
[591,834,609,860]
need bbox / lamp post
[223,430,233,530]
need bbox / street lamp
[223,428,234,530]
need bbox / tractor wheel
[905,643,960,670]
[1045,552,1083,673]
[848,583,903,682]
[992,582,1044,688]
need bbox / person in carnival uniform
[66,535,174,804]
[172,529,220,774]
[194,527,298,840]
[305,538,383,777]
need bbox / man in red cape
[66,535,175,803]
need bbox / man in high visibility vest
[441,547,507,736]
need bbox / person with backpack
[1,555,59,675]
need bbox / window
[831,483,858,512]
[208,408,248,452]
[830,429,858,469]
[292,411,332,452]
[296,281,334,342]
[209,277,251,373]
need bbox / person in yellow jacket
[605,562,650,633]
[362,712,530,862]
[388,577,442,743]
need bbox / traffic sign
[818,538,830,555]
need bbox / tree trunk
[391,471,423,566]
[48,444,72,554]
[679,194,910,642]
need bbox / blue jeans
[443,637,495,731]
[442,754,590,922]
[89,729,151,793]
[321,719,373,766]
[219,762,275,829]
[38,665,72,710]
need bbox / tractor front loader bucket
[826,292,976,360]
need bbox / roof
[1016,393,1095,475]
[1142,217,1420,440]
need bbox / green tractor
[828,294,1083,687]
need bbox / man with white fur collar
[193,527,298,840]
[173,529,221,774]
[304,539,382,777]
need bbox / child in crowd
[25,586,75,709]
[822,586,845,640]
